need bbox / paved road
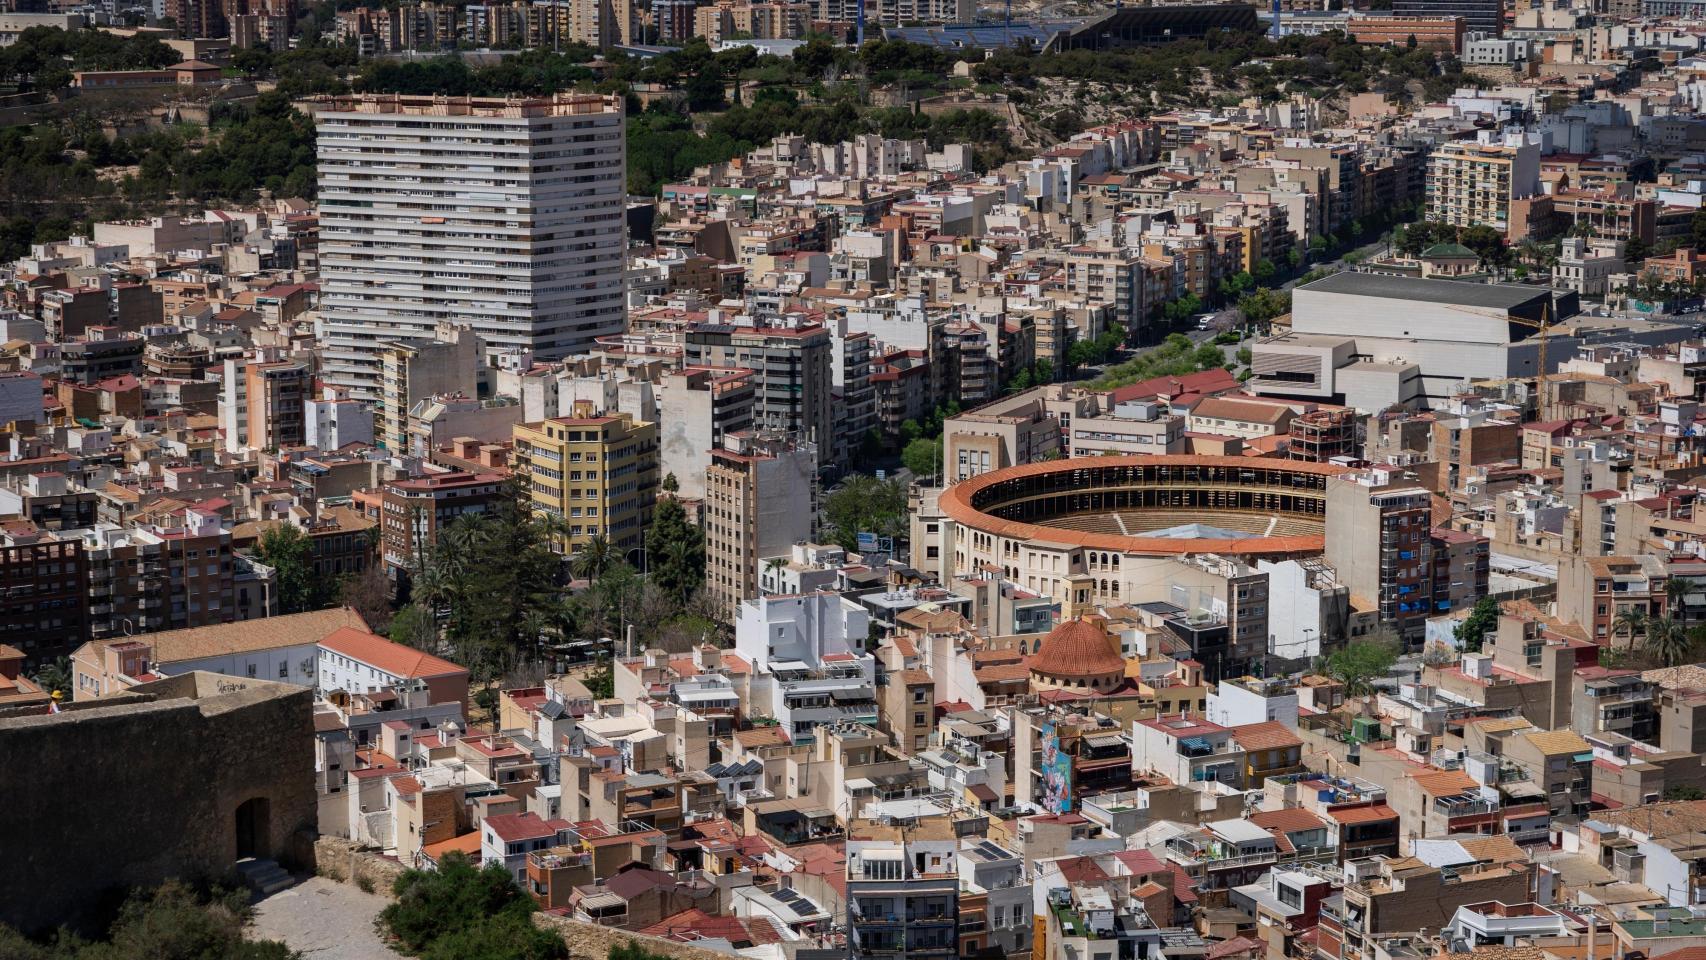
[250,878,399,960]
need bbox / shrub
[379,853,560,958]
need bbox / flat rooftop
[1300,271,1552,310]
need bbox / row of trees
[384,479,719,680]
[0,92,317,249]
[1394,220,1510,267]
[972,29,1471,106]
[1090,333,1235,391]
[0,24,179,90]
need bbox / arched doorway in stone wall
[235,796,272,861]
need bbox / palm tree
[1668,577,1700,626]
[1613,606,1648,653]
[572,535,613,581]
[1645,614,1694,667]
[763,556,787,594]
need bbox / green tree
[572,535,615,581]
[585,658,616,699]
[822,474,908,551]
[661,472,680,494]
[1667,784,1706,801]
[390,603,434,649]
[649,497,705,604]
[1644,614,1693,667]
[1613,606,1648,653]
[256,524,333,614]
[1323,637,1399,697]
[0,881,299,959]
[31,656,72,700]
[902,436,942,479]
[414,483,565,678]
[1668,577,1699,625]
[1459,224,1509,269]
[1453,597,1499,652]
[380,853,563,959]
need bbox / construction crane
[1511,299,1556,423]
[1509,297,1553,387]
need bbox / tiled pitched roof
[142,607,368,664]
[320,626,465,679]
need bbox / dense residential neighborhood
[20,0,1706,957]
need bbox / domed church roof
[1027,617,1126,679]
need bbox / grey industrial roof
[1300,271,1551,310]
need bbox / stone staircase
[235,858,295,896]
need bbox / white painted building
[305,391,375,451]
[1205,677,1300,727]
[734,592,877,742]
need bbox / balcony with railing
[1434,794,1498,820]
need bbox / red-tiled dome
[1028,617,1125,679]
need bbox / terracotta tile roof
[735,726,791,748]
[1230,720,1303,752]
[320,626,465,679]
[1465,716,1536,735]
[1457,835,1525,863]
[422,832,482,861]
[1164,864,1198,903]
[138,607,368,664]
[1250,807,1327,834]
[1411,769,1479,796]
[1056,857,1109,883]
[1191,396,1294,425]
[484,812,561,843]
[1208,936,1263,960]
[1523,729,1592,756]
[639,908,785,947]
[1326,803,1398,824]
[976,662,1032,683]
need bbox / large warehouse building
[1248,272,1688,411]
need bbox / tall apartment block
[244,358,312,453]
[0,526,89,659]
[684,320,834,450]
[1325,469,1436,646]
[703,433,817,620]
[512,409,659,558]
[1425,132,1541,236]
[378,328,484,453]
[847,839,960,960]
[314,94,627,400]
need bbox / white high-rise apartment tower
[312,93,627,399]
